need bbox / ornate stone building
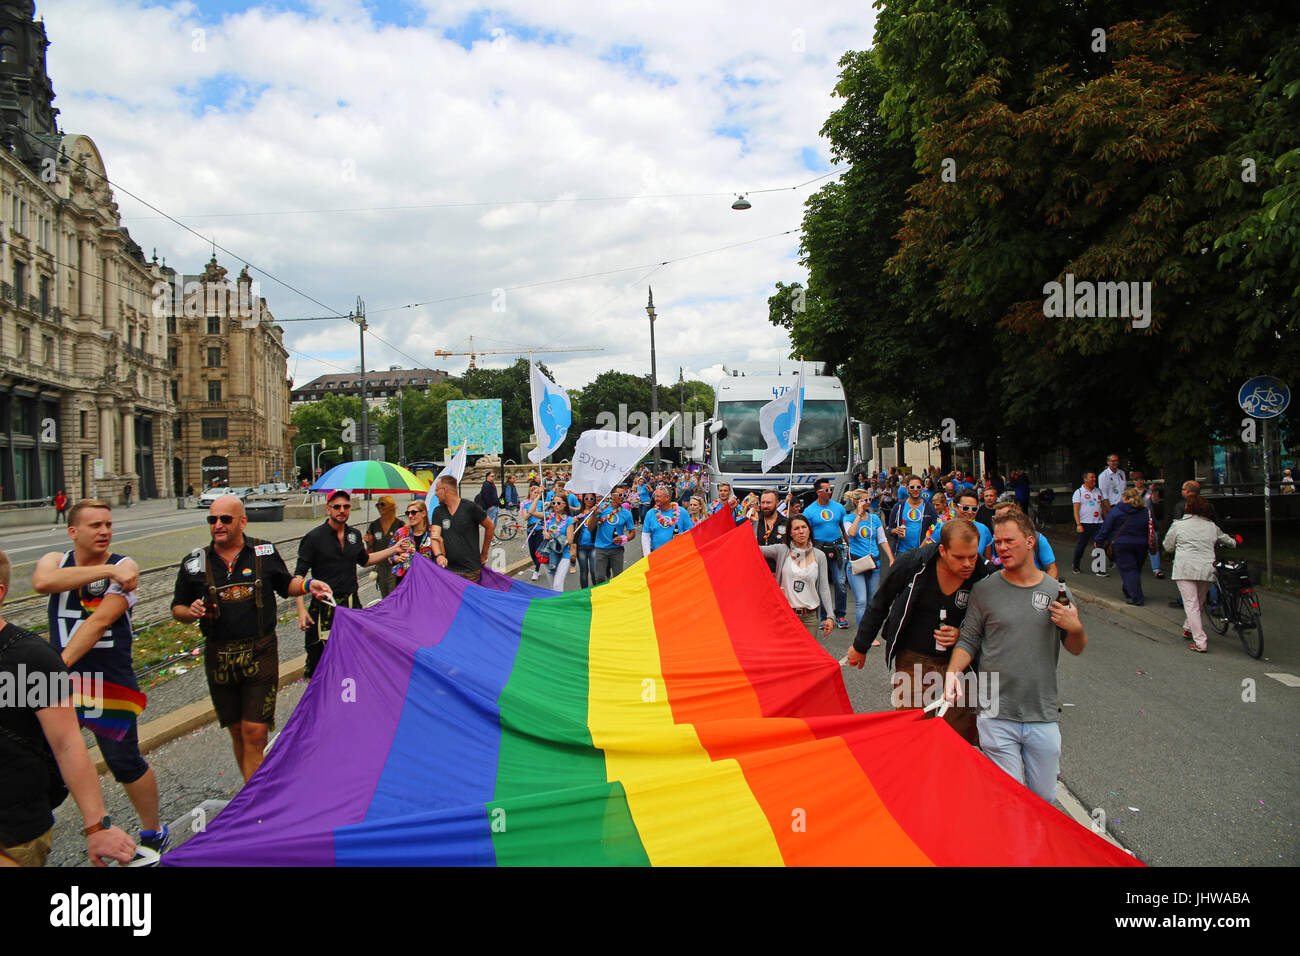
[162,257,294,491]
[0,1,294,504]
[0,1,173,504]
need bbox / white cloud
[38,0,876,397]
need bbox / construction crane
[434,335,605,369]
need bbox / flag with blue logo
[427,440,468,508]
[527,361,573,465]
[759,362,804,473]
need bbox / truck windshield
[714,400,848,474]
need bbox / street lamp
[731,194,751,210]
[647,287,659,461]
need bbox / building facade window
[168,346,178,367]
[80,410,87,438]
[173,418,182,440]
[207,315,220,335]
[42,335,53,365]
[207,380,222,402]
[206,347,221,367]
[167,315,177,334]
[16,326,29,358]
[171,380,179,402]
[201,418,227,440]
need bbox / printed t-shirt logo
[955,590,969,609]
[442,519,452,529]
[1031,592,1051,611]
[241,567,253,577]
[86,579,108,597]
[820,508,832,521]
[907,506,921,521]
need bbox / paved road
[40,528,1298,867]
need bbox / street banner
[567,418,677,496]
[527,362,572,465]
[759,361,805,473]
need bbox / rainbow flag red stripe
[167,511,1140,866]
[73,679,146,741]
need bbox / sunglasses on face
[405,510,422,517]
[329,503,351,510]
[956,504,978,513]
[207,514,236,525]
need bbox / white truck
[693,370,869,504]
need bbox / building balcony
[0,282,12,305]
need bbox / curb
[86,555,538,774]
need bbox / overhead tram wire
[115,169,846,222]
[362,229,799,317]
[16,125,351,321]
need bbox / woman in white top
[750,513,834,639]
[1162,493,1237,653]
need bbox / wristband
[303,575,314,592]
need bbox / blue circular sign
[1238,377,1290,419]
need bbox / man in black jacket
[843,520,993,744]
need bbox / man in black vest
[172,496,333,781]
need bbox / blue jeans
[846,562,882,626]
[576,545,596,588]
[976,716,1062,804]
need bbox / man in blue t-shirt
[641,486,694,553]
[804,478,851,628]
[636,479,653,523]
[586,485,635,584]
[889,477,938,556]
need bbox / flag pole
[784,357,804,497]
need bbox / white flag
[527,362,572,465]
[759,362,804,473]
[428,440,467,507]
[567,417,678,496]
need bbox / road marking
[1265,673,1300,687]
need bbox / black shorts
[204,634,278,728]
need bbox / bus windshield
[714,400,848,475]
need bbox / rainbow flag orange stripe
[167,512,1140,866]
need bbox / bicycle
[1202,558,1263,659]
[494,512,522,541]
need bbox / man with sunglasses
[172,495,335,780]
[293,490,410,678]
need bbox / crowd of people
[1,453,1249,867]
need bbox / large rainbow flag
[166,512,1139,866]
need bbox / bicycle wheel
[1236,600,1264,659]
[1203,590,1229,635]
[496,519,518,541]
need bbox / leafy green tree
[289,394,366,475]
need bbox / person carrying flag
[586,485,635,583]
[31,499,165,863]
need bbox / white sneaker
[530,570,539,581]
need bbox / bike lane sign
[1238,377,1290,419]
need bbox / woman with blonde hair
[686,496,705,522]
[391,499,435,586]
[1095,486,1152,606]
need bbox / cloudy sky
[39,0,876,392]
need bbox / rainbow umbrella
[310,460,429,495]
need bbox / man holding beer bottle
[945,509,1088,804]
[172,495,334,781]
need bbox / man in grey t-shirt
[943,509,1088,803]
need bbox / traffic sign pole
[1263,418,1272,587]
[1238,376,1289,588]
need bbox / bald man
[172,495,332,781]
